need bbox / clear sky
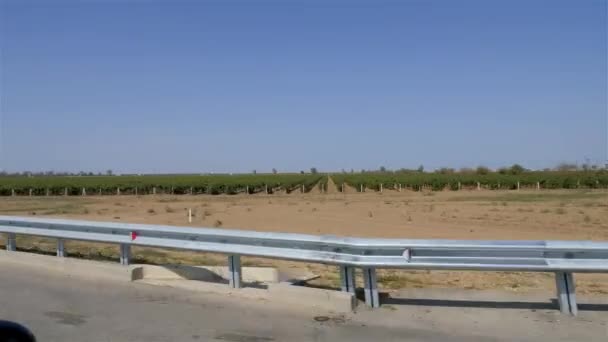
[1,0,606,174]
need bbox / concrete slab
[131,264,279,283]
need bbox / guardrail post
[555,272,577,315]
[57,239,65,257]
[363,267,379,308]
[339,266,356,294]
[228,255,242,288]
[120,244,131,265]
[6,233,16,251]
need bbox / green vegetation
[0,174,325,196]
[332,171,608,192]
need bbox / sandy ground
[1,187,607,294]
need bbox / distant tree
[341,169,346,174]
[252,170,257,174]
[310,167,318,174]
[350,169,354,174]
[459,167,475,174]
[438,167,454,174]
[272,168,278,174]
[106,169,113,176]
[300,170,305,174]
[417,165,424,173]
[498,167,509,175]
[379,166,387,173]
[476,166,490,175]
[509,164,526,175]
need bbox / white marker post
[188,208,192,223]
[477,182,481,191]
[380,184,383,193]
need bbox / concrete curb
[0,250,134,283]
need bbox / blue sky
[1,0,606,174]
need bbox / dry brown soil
[1,187,607,295]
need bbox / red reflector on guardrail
[131,232,138,240]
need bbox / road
[0,263,606,341]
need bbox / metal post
[228,255,242,288]
[120,244,131,266]
[57,239,65,257]
[339,266,356,294]
[363,267,379,308]
[6,233,16,251]
[555,272,577,315]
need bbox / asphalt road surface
[0,262,606,342]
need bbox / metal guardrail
[1,215,607,315]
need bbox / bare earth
[1,187,607,295]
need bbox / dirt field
[1,187,607,295]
